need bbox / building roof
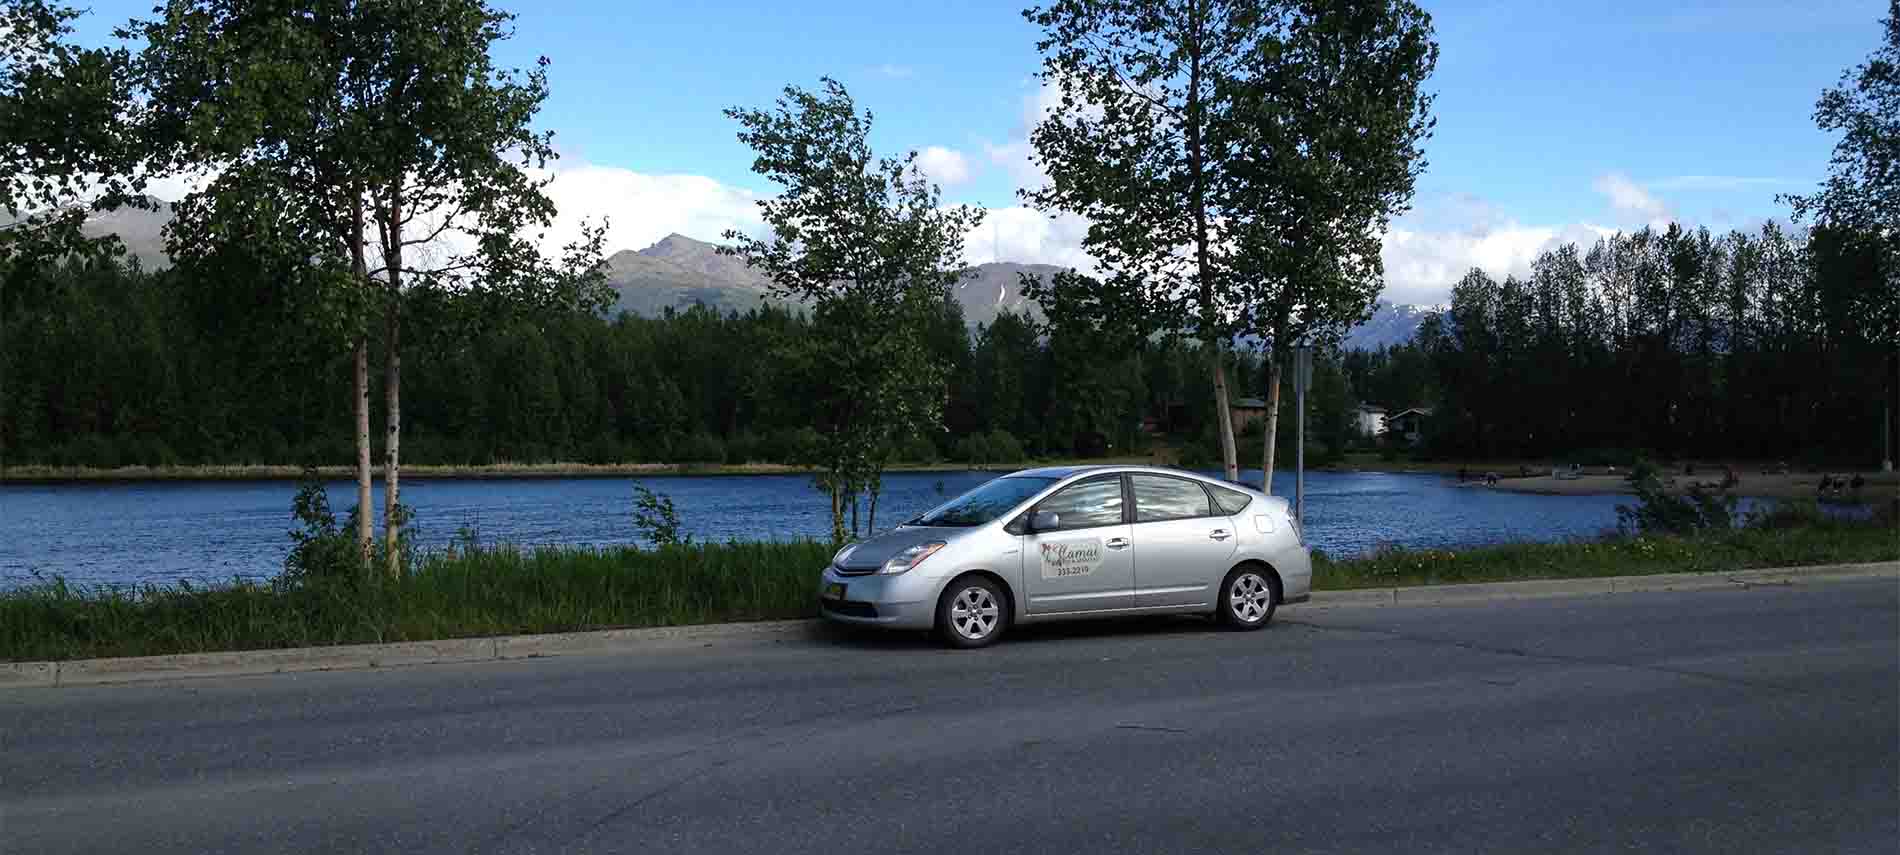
[1390,407,1435,418]
[1355,403,1388,413]
[1232,397,1268,409]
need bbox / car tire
[1217,565,1278,631]
[936,576,1009,649]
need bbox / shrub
[725,430,762,464]
[1615,458,1737,536]
[675,432,727,464]
[954,433,992,464]
[986,429,1026,463]
[897,434,941,463]
[279,470,369,587]
[631,483,689,547]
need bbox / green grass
[1,540,833,663]
[3,523,1894,663]
[1314,525,1897,590]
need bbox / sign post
[1294,345,1312,529]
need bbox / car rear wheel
[1217,566,1278,631]
[936,576,1008,649]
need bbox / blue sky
[67,0,1889,303]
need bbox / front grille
[822,600,879,618]
[833,565,879,577]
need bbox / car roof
[1004,464,1260,489]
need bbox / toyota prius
[818,465,1312,648]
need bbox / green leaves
[721,78,982,539]
[1782,2,1898,242]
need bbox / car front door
[1020,475,1135,615]
[1129,474,1238,608]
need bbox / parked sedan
[818,465,1311,648]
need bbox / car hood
[835,525,968,570]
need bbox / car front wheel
[936,576,1008,649]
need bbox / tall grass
[1,540,832,663]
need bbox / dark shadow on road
[803,612,1249,651]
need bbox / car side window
[1035,477,1125,530]
[1131,474,1213,522]
[1208,484,1252,515]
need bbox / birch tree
[128,0,608,569]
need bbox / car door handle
[1209,529,1231,541]
[1105,537,1130,550]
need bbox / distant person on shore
[1457,466,1468,483]
[1722,465,1739,489]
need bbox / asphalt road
[3,579,1896,854]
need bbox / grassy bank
[4,521,1894,663]
[0,456,1168,483]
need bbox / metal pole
[1884,402,1892,473]
[1294,346,1308,528]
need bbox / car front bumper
[816,565,938,630]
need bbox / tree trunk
[353,338,372,564]
[829,487,845,545]
[350,191,372,565]
[383,296,401,576]
[850,492,860,539]
[1181,0,1238,481]
[867,479,880,534]
[1210,347,1238,481]
[1262,357,1283,494]
[381,185,404,577]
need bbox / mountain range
[68,204,1434,348]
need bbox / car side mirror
[1031,510,1061,532]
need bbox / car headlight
[831,543,858,567]
[880,541,946,575]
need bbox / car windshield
[911,476,1058,527]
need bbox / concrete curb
[5,561,1893,690]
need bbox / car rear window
[1208,484,1253,515]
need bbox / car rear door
[1020,475,1135,615]
[1128,474,1238,608]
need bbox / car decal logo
[1040,540,1104,579]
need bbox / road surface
[4,579,1896,854]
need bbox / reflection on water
[1,469,1639,589]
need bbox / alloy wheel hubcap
[950,587,1000,639]
[1231,573,1273,623]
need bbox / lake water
[0,470,1637,590]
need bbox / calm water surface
[0,470,1634,590]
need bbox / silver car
[818,465,1312,648]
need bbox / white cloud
[1592,172,1673,227]
[914,146,974,188]
[961,206,1096,273]
[536,163,764,255]
[1650,175,1797,192]
[1378,220,1616,306]
[874,63,915,79]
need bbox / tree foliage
[721,78,982,541]
[1019,0,1437,482]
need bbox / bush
[725,430,762,464]
[675,432,727,464]
[1615,458,1737,536]
[279,470,370,588]
[897,434,941,463]
[954,433,992,464]
[631,483,689,547]
[986,429,1026,463]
